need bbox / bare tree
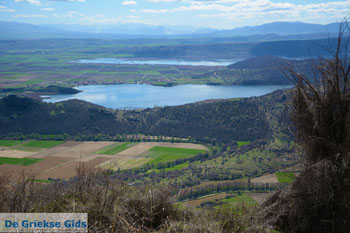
[262,21,350,233]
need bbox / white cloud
[49,0,85,2]
[0,5,16,12]
[65,11,85,17]
[15,14,48,18]
[141,0,350,24]
[146,0,177,2]
[122,1,137,5]
[41,7,55,11]
[78,14,154,25]
[15,0,41,5]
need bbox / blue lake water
[72,58,239,66]
[43,84,292,109]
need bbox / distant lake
[72,58,239,66]
[43,84,292,109]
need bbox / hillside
[195,56,315,85]
[0,90,292,144]
[0,21,338,40]
[211,22,338,37]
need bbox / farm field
[0,140,207,180]
[21,140,64,148]
[275,172,296,184]
[184,192,257,207]
[98,142,136,155]
[98,142,207,171]
[0,140,22,147]
[145,146,206,165]
[0,52,218,90]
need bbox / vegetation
[263,22,350,233]
[275,172,296,184]
[220,193,256,207]
[98,142,135,155]
[0,89,292,144]
[21,140,64,148]
[0,157,42,166]
[237,141,250,148]
[145,146,205,165]
[195,56,313,85]
[0,139,22,147]
[0,168,273,233]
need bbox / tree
[263,21,350,233]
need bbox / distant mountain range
[0,21,340,40]
[210,22,339,37]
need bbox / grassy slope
[275,172,296,184]
[0,140,22,147]
[98,142,136,155]
[21,140,64,148]
[0,157,42,166]
[145,146,205,165]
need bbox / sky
[0,0,349,29]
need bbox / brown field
[251,174,278,183]
[116,142,157,156]
[247,192,271,204]
[0,149,36,158]
[30,141,84,158]
[184,193,228,207]
[0,164,31,179]
[280,164,302,173]
[196,179,246,188]
[98,156,151,170]
[37,157,110,180]
[51,141,115,159]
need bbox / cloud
[65,11,85,17]
[141,0,350,24]
[14,0,41,5]
[41,7,55,11]
[122,1,137,5]
[0,5,16,12]
[49,0,85,2]
[15,14,48,18]
[146,0,177,2]
[78,13,154,25]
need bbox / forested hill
[195,56,315,85]
[0,90,293,143]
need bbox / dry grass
[0,168,274,233]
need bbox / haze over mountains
[0,21,340,40]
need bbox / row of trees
[178,180,282,201]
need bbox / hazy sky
[0,0,349,29]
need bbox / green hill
[0,90,292,144]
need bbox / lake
[72,58,239,66]
[43,84,292,109]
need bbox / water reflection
[43,84,292,109]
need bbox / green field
[0,140,23,147]
[98,142,136,155]
[237,141,250,148]
[146,146,205,165]
[276,172,296,184]
[220,193,256,207]
[21,140,64,148]
[147,162,190,173]
[0,157,42,166]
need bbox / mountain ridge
[0,21,340,40]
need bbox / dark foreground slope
[0,90,292,143]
